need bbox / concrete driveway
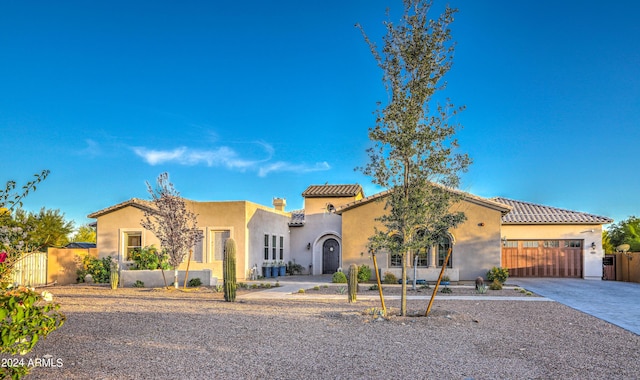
[512,278,640,335]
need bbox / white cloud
[79,139,102,157]
[132,143,330,177]
[258,161,331,177]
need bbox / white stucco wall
[289,212,342,275]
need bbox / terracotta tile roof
[493,197,613,224]
[87,198,155,219]
[288,209,305,226]
[301,184,363,198]
[336,186,511,215]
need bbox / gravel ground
[9,285,640,379]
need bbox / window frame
[210,229,231,262]
[120,229,143,262]
[436,235,453,268]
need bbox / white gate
[11,251,48,286]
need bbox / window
[389,234,403,267]
[264,234,269,260]
[544,240,560,248]
[504,240,518,248]
[192,230,205,263]
[415,248,429,267]
[279,236,284,260]
[564,240,582,248]
[414,230,429,267]
[272,235,277,260]
[390,252,403,267]
[437,235,452,268]
[123,231,142,261]
[211,230,230,261]
[523,241,539,248]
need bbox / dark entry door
[322,239,340,274]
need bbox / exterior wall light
[591,242,597,250]
[307,242,311,250]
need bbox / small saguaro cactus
[223,238,237,302]
[348,264,358,303]
[109,256,119,290]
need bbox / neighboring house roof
[65,242,96,249]
[289,209,305,227]
[87,198,155,219]
[336,187,512,215]
[493,197,613,225]
[302,184,363,198]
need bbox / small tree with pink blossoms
[141,173,202,289]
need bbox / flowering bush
[0,286,65,355]
[0,171,66,378]
[0,286,66,378]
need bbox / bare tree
[141,172,202,289]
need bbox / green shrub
[0,287,66,378]
[382,272,397,284]
[486,266,509,283]
[368,284,379,291]
[336,286,346,294]
[130,245,169,270]
[287,261,304,275]
[440,287,452,294]
[298,288,305,294]
[488,279,503,290]
[188,278,202,287]
[357,265,371,282]
[133,280,145,288]
[332,271,347,283]
[476,284,488,294]
[313,286,320,290]
[77,255,111,283]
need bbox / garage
[494,197,613,280]
[502,239,583,278]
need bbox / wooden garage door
[502,240,583,278]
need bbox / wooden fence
[8,248,98,286]
[11,251,48,286]
[605,252,640,283]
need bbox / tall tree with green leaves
[70,225,97,243]
[141,172,202,289]
[13,208,74,248]
[358,0,471,316]
[607,216,640,252]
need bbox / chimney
[273,198,286,212]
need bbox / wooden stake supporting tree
[371,251,386,316]
[426,247,452,316]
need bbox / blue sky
[1,1,638,229]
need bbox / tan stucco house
[88,184,613,283]
[336,189,512,282]
[88,198,291,283]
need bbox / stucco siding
[340,196,504,281]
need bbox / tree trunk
[401,250,408,316]
[174,269,179,289]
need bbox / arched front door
[322,238,340,274]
